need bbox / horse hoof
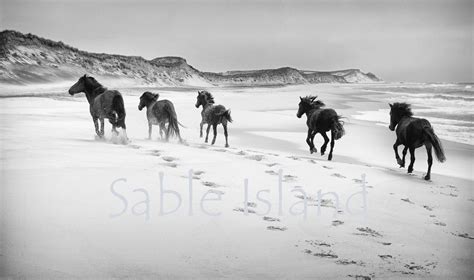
[328,156,333,161]
[225,144,229,148]
[321,152,325,156]
[407,169,413,174]
[424,175,431,181]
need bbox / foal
[389,102,446,180]
[138,92,183,142]
[195,90,232,147]
[297,96,345,161]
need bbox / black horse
[138,91,183,142]
[389,102,446,180]
[68,75,126,138]
[297,96,345,161]
[195,90,232,147]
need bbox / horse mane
[392,102,413,117]
[85,76,106,94]
[301,95,325,109]
[201,90,215,104]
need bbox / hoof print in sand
[305,240,331,247]
[246,202,257,208]
[312,251,338,259]
[283,174,297,182]
[161,162,177,168]
[202,181,222,188]
[150,150,161,156]
[162,156,178,162]
[379,255,393,260]
[233,207,256,214]
[336,259,364,266]
[267,226,287,231]
[348,275,371,280]
[267,163,279,167]
[265,170,278,175]
[245,154,265,161]
[433,221,446,227]
[332,220,344,226]
[263,216,280,222]
[452,232,474,240]
[331,173,346,179]
[401,198,414,204]
[423,205,433,211]
[322,165,333,169]
[354,227,382,237]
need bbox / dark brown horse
[297,96,344,161]
[68,75,126,138]
[138,91,183,142]
[389,102,446,180]
[195,90,232,147]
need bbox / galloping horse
[138,91,183,142]
[68,75,126,138]
[297,96,345,161]
[195,90,232,147]
[389,102,446,180]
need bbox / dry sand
[0,84,472,279]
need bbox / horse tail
[112,94,126,129]
[220,109,233,123]
[423,126,446,162]
[178,121,187,128]
[331,115,345,140]
[165,103,181,140]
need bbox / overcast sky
[1,0,472,82]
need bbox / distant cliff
[0,30,381,86]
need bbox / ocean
[353,83,474,145]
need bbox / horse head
[389,102,413,131]
[138,91,159,110]
[68,74,88,95]
[196,90,214,108]
[297,95,318,118]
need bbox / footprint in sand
[150,150,161,156]
[287,156,301,161]
[263,216,280,222]
[308,159,317,164]
[347,274,372,280]
[379,255,393,261]
[336,259,365,266]
[451,232,474,240]
[305,240,332,247]
[332,173,346,179]
[265,170,279,175]
[246,202,257,208]
[162,156,178,162]
[304,249,338,259]
[354,227,383,237]
[323,165,333,169]
[423,205,433,211]
[161,162,178,168]
[237,150,247,156]
[202,181,222,188]
[267,226,287,231]
[245,154,265,161]
[332,220,344,226]
[267,163,279,167]
[401,198,415,204]
[433,221,446,227]
[381,242,392,246]
[194,170,205,176]
[233,207,256,214]
[283,174,297,182]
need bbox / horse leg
[205,124,211,143]
[147,123,152,140]
[320,131,329,156]
[306,129,316,153]
[200,121,204,138]
[223,123,229,148]
[407,146,415,174]
[424,143,433,180]
[400,146,408,168]
[328,130,335,161]
[159,123,165,140]
[393,139,403,166]
[310,131,317,153]
[211,124,217,145]
[93,117,100,137]
[99,118,105,137]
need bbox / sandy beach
[1,84,473,279]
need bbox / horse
[68,75,127,138]
[138,91,183,142]
[296,96,345,161]
[389,102,446,180]
[195,90,232,147]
